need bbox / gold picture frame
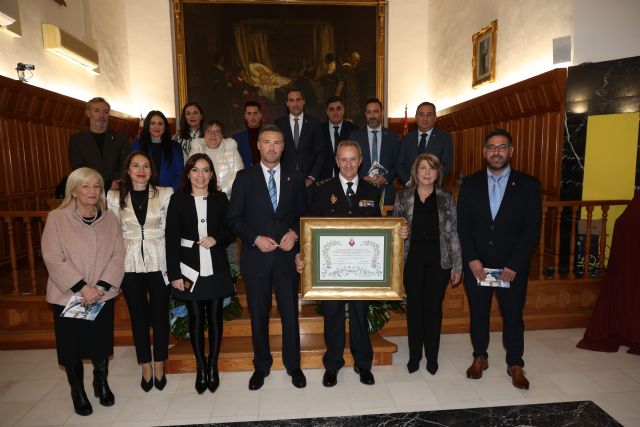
[171,0,387,127]
[299,217,404,300]
[472,19,497,88]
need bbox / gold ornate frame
[299,217,404,300]
[172,0,387,110]
[472,19,497,88]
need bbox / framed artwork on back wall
[472,19,497,88]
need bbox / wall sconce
[0,11,15,25]
[42,23,99,73]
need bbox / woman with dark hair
[107,151,173,392]
[189,119,244,198]
[393,153,462,375]
[42,167,125,416]
[165,153,234,394]
[173,103,204,163]
[131,110,183,190]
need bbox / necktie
[489,175,504,220]
[333,125,340,153]
[371,130,379,163]
[293,118,300,148]
[418,132,427,154]
[268,169,277,211]
[346,182,355,207]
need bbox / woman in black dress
[166,153,234,393]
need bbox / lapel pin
[287,176,290,182]
[330,194,337,204]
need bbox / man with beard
[350,98,398,205]
[457,128,541,390]
[319,96,359,180]
[233,100,263,167]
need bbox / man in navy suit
[318,96,359,180]
[350,98,398,205]
[68,97,129,191]
[396,102,453,185]
[227,124,308,391]
[274,88,325,187]
[232,100,262,168]
[457,128,541,390]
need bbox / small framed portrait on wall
[472,20,497,88]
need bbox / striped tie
[268,169,277,211]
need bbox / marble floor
[0,328,639,427]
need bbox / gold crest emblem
[330,194,337,204]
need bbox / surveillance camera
[16,63,35,71]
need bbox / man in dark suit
[274,88,325,187]
[68,97,129,190]
[318,96,359,180]
[457,128,541,390]
[308,140,381,387]
[350,98,398,205]
[396,102,453,185]
[227,124,308,391]
[232,100,262,168]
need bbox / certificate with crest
[300,217,404,300]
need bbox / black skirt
[52,299,115,367]
[171,272,234,301]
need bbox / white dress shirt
[339,174,359,195]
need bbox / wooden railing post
[23,217,37,295]
[568,206,578,279]
[538,206,547,280]
[553,207,562,280]
[599,204,610,272]
[583,206,594,278]
[4,217,19,294]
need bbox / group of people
[45,91,541,417]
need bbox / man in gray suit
[68,97,129,190]
[396,102,453,186]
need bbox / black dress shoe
[141,375,153,392]
[322,370,337,387]
[287,368,307,388]
[353,366,375,385]
[195,367,208,394]
[426,362,439,375]
[154,374,167,391]
[208,370,220,393]
[407,361,419,374]
[248,370,269,390]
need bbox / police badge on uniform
[330,194,338,204]
[359,199,375,208]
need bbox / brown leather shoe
[466,356,488,379]
[507,365,530,390]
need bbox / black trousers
[185,298,223,367]
[404,241,451,364]
[121,272,170,364]
[463,268,528,367]
[322,300,373,371]
[244,270,300,373]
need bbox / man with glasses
[396,102,453,187]
[457,128,541,390]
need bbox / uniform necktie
[418,132,427,154]
[371,130,379,163]
[293,118,300,148]
[346,182,355,207]
[268,169,277,211]
[489,174,504,220]
[333,125,340,153]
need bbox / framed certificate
[300,217,405,300]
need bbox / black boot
[65,361,93,416]
[195,359,208,394]
[208,357,219,393]
[92,359,115,406]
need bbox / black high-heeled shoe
[208,370,220,393]
[92,359,114,406]
[141,375,153,392]
[154,374,167,391]
[195,362,208,394]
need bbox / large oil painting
[174,0,385,133]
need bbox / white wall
[573,0,640,65]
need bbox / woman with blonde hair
[42,167,125,416]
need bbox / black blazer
[227,163,308,277]
[318,120,359,180]
[68,129,130,183]
[166,191,234,300]
[396,128,453,184]
[312,177,381,218]
[456,169,542,276]
[275,114,325,180]
[350,127,399,204]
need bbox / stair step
[166,333,397,373]
[223,304,324,337]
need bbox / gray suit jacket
[393,186,462,273]
[397,128,453,185]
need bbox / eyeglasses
[205,129,222,136]
[484,144,510,152]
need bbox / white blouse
[194,195,214,276]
